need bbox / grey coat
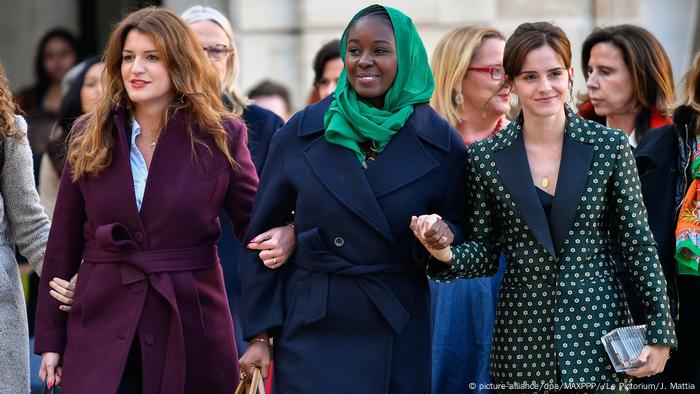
[0,115,50,393]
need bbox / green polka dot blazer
[430,108,677,387]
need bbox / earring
[454,93,463,105]
[568,82,574,103]
[176,93,185,104]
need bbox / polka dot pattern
[432,110,677,388]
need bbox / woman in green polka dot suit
[412,22,676,391]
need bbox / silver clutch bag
[601,324,647,372]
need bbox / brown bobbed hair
[503,22,572,87]
[0,62,21,140]
[580,24,674,138]
[68,7,236,181]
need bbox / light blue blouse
[130,120,148,212]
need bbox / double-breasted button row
[334,237,344,247]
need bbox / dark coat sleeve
[34,160,87,354]
[242,104,284,176]
[240,123,297,340]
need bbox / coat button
[334,237,345,247]
[130,283,142,293]
[144,334,155,345]
[134,232,144,242]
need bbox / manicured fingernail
[48,381,53,389]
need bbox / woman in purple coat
[34,8,259,393]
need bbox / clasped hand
[409,214,453,263]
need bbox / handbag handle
[234,368,266,394]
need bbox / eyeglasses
[467,65,505,80]
[203,45,233,61]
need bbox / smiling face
[189,19,231,85]
[461,37,510,118]
[345,15,398,107]
[80,62,105,113]
[585,42,636,117]
[121,29,174,110]
[512,44,571,119]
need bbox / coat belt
[294,247,412,334]
[82,223,218,394]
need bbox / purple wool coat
[34,107,258,394]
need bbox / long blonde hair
[68,7,236,181]
[430,26,505,127]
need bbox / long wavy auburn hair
[68,7,237,181]
[0,62,21,140]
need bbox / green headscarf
[323,4,434,163]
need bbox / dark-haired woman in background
[578,23,679,328]
[307,39,341,104]
[16,28,79,156]
[414,21,676,391]
[40,56,104,220]
[238,5,468,393]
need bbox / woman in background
[40,56,105,220]
[428,25,509,393]
[307,39,341,104]
[16,28,79,156]
[661,51,700,389]
[181,5,294,355]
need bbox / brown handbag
[234,368,266,394]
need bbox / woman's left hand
[625,344,670,378]
[247,224,296,269]
[49,274,78,312]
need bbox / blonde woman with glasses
[429,26,510,393]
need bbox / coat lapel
[112,108,147,232]
[299,98,394,242]
[493,125,556,257]
[364,105,442,198]
[304,137,395,242]
[550,111,595,255]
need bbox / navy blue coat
[218,103,283,353]
[240,97,468,394]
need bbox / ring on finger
[272,256,277,265]
[240,371,248,380]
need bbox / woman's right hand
[410,214,453,263]
[49,274,78,312]
[39,352,62,389]
[238,334,272,382]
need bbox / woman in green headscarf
[238,5,468,393]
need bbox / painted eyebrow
[519,67,564,74]
[347,38,393,45]
[122,49,158,53]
